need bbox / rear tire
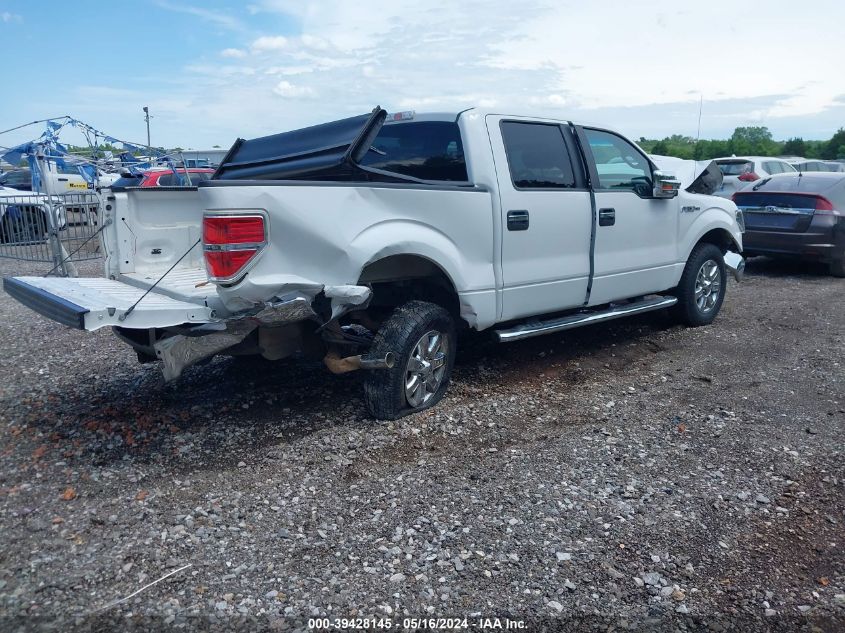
[363,300,456,420]
[672,243,727,326]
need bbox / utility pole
[143,106,151,159]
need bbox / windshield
[0,171,31,186]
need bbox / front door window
[584,128,652,195]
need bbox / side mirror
[653,170,681,198]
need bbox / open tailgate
[3,276,214,331]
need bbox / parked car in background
[713,157,796,198]
[733,172,845,276]
[108,168,215,189]
[0,169,32,191]
[784,158,845,173]
[789,159,832,172]
[108,174,144,189]
[140,168,214,187]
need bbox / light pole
[143,106,151,159]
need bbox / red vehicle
[140,168,214,187]
[111,168,215,189]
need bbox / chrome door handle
[507,209,529,231]
[598,208,615,226]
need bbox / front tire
[673,243,727,326]
[363,300,456,420]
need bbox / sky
[1,0,843,150]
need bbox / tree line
[638,126,845,161]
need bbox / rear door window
[359,121,468,181]
[500,121,576,189]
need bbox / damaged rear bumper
[153,285,372,381]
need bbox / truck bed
[120,267,211,301]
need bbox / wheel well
[357,254,461,321]
[696,228,737,254]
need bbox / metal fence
[0,192,102,275]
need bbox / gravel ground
[0,256,842,632]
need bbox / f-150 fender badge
[681,205,701,213]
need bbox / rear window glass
[733,192,824,210]
[359,121,468,181]
[717,161,753,176]
[501,121,576,189]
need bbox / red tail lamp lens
[204,250,257,279]
[203,215,266,280]
[203,216,265,245]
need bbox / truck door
[577,127,680,306]
[488,116,593,322]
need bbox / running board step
[494,296,678,343]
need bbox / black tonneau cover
[213,107,387,181]
[687,161,723,196]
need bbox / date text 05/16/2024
[307,617,526,630]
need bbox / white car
[5,108,745,419]
[786,158,845,173]
[713,156,797,198]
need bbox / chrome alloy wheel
[694,259,722,313]
[404,330,448,408]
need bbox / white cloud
[220,48,247,59]
[251,35,289,52]
[36,0,844,147]
[1,12,22,23]
[265,65,314,76]
[273,81,315,98]
[300,34,330,51]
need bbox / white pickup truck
[4,107,745,419]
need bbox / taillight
[814,196,837,215]
[203,214,266,281]
[738,172,759,182]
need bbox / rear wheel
[363,300,456,420]
[672,243,727,326]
